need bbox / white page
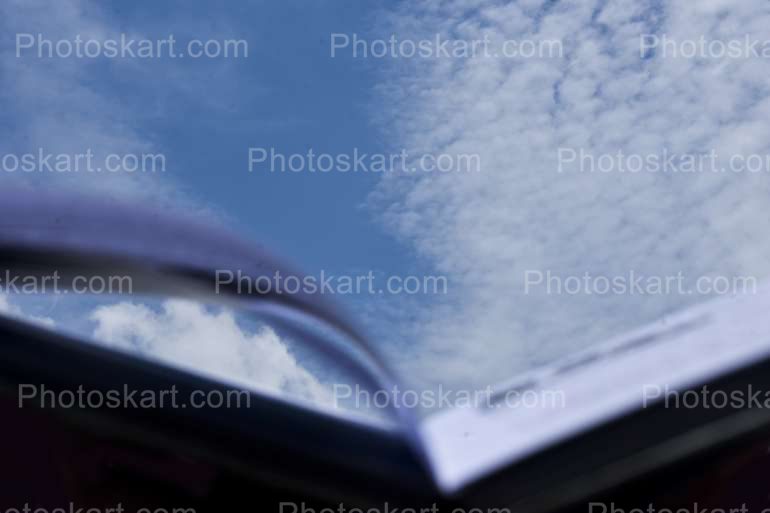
[419,285,770,494]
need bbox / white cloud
[372,0,770,389]
[89,300,332,405]
[0,292,335,407]
[0,295,56,328]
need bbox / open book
[3,190,770,510]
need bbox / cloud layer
[0,295,331,405]
[372,0,770,389]
[90,300,332,404]
[0,295,55,328]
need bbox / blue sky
[0,0,430,316]
[0,0,437,409]
[124,1,405,272]
[45,0,411,274]
[4,0,770,412]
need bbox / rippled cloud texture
[371,0,770,389]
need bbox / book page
[419,285,770,494]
